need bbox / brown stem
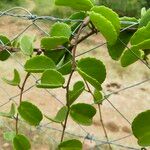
[15,73,30,135]
[98,104,112,150]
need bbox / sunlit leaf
[139,9,150,27]
[45,106,68,123]
[24,56,56,73]
[132,110,150,146]
[58,139,82,150]
[2,69,21,86]
[18,101,43,126]
[55,0,93,11]
[37,69,65,89]
[93,89,103,104]
[3,131,15,141]
[77,57,106,90]
[13,134,31,150]
[70,103,96,126]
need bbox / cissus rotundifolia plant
[0,0,150,149]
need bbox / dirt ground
[0,13,150,150]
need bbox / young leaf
[20,35,34,56]
[121,48,143,67]
[50,22,71,39]
[89,11,117,45]
[2,69,21,86]
[13,134,31,150]
[130,22,150,46]
[3,131,15,141]
[132,110,150,146]
[45,106,68,123]
[0,35,11,61]
[70,103,96,126]
[55,0,93,11]
[68,81,85,105]
[93,89,103,104]
[37,69,65,89]
[24,56,56,73]
[77,57,106,90]
[91,6,120,33]
[18,101,43,126]
[0,103,15,119]
[58,139,82,150]
[139,9,150,27]
[107,31,133,60]
[41,36,68,50]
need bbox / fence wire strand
[0,7,149,150]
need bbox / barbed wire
[0,7,149,150]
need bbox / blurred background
[0,0,150,17]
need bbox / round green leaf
[18,101,43,126]
[68,81,85,105]
[37,69,65,89]
[132,110,150,146]
[2,69,21,86]
[50,22,71,39]
[91,6,120,34]
[0,35,11,61]
[89,11,117,45]
[45,106,68,123]
[107,31,133,60]
[20,35,34,56]
[121,48,143,67]
[58,139,82,150]
[77,57,106,90]
[13,134,31,150]
[41,36,68,50]
[70,103,96,126]
[55,0,93,11]
[24,56,56,73]
[3,131,15,141]
[139,9,150,27]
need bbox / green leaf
[45,106,68,123]
[121,48,143,67]
[0,35,11,61]
[20,35,34,56]
[132,110,150,146]
[107,31,133,60]
[57,52,72,75]
[50,22,71,39]
[18,101,43,126]
[93,89,103,104]
[37,69,65,89]
[130,22,150,46]
[58,139,82,150]
[91,6,120,33]
[89,11,117,45]
[44,49,65,64]
[13,134,31,150]
[24,56,56,73]
[68,81,85,105]
[139,9,150,27]
[41,36,68,50]
[70,103,96,126]
[55,0,93,11]
[3,131,15,141]
[0,103,16,118]
[77,57,106,90]
[2,69,21,86]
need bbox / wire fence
[0,7,150,150]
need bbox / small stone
[2,143,10,148]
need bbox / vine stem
[84,80,112,150]
[98,104,112,150]
[60,17,90,142]
[15,73,30,135]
